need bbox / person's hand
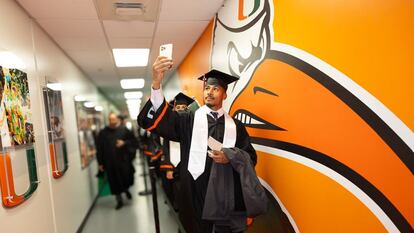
[99,165,104,172]
[166,171,174,180]
[208,150,230,164]
[116,139,125,148]
[152,56,173,89]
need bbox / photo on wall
[0,66,35,148]
[44,87,65,140]
[43,85,68,178]
[74,101,103,168]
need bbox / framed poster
[43,84,68,178]
[0,66,38,208]
[74,101,103,169]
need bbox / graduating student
[160,93,195,210]
[160,93,195,178]
[138,56,267,233]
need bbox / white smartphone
[159,43,173,59]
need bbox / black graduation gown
[97,126,138,195]
[138,99,257,233]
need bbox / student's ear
[223,92,227,100]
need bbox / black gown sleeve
[160,138,174,171]
[235,120,257,166]
[137,99,190,143]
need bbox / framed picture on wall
[0,65,38,208]
[43,83,68,178]
[74,100,103,169]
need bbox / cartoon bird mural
[177,0,413,232]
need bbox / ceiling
[16,0,224,114]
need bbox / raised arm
[137,56,183,141]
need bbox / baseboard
[76,193,100,233]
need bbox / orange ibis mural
[176,0,413,232]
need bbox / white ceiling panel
[37,19,104,38]
[67,50,116,79]
[107,37,152,49]
[118,67,148,78]
[103,20,155,38]
[16,0,98,19]
[54,37,108,51]
[150,21,210,72]
[159,0,223,21]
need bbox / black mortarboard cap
[197,69,238,90]
[174,92,195,106]
[168,100,175,107]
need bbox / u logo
[0,148,38,207]
[238,0,261,20]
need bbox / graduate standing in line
[159,93,196,210]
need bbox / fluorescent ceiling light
[84,102,95,108]
[112,48,149,67]
[46,83,62,91]
[74,95,86,102]
[0,51,26,69]
[120,78,145,89]
[95,106,103,111]
[126,99,142,106]
[124,91,143,99]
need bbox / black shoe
[115,201,123,210]
[125,191,132,200]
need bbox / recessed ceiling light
[124,91,143,99]
[95,106,103,111]
[84,102,95,108]
[46,83,62,91]
[74,95,86,102]
[112,48,149,67]
[120,78,145,89]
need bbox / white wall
[0,0,118,232]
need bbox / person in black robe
[97,113,138,210]
[118,114,139,186]
[160,93,196,211]
[138,56,258,233]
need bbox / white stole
[169,141,181,167]
[188,105,237,180]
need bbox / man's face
[108,114,119,128]
[203,84,227,109]
[174,104,187,112]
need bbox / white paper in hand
[208,136,222,151]
[159,43,173,59]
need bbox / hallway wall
[172,0,414,232]
[0,0,118,232]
